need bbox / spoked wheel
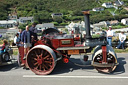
[26,45,56,75]
[2,53,10,62]
[93,50,117,73]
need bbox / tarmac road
[0,53,128,85]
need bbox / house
[42,23,54,28]
[36,23,54,33]
[121,18,128,25]
[102,2,113,8]
[19,17,34,24]
[66,21,93,34]
[0,20,18,28]
[93,21,109,28]
[113,0,124,6]
[51,13,63,18]
[0,29,19,40]
[109,20,119,25]
[124,7,128,11]
[92,7,104,12]
[8,14,18,20]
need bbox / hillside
[0,0,128,24]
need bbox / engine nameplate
[68,50,79,55]
[61,40,71,45]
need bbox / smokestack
[82,11,107,47]
[82,11,92,39]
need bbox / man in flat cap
[107,26,114,46]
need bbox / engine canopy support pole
[102,45,107,64]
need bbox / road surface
[0,53,128,85]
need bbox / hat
[121,31,124,33]
[32,22,37,26]
[16,33,19,36]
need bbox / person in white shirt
[107,26,114,46]
[14,33,21,48]
[116,31,126,49]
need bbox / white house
[51,13,63,18]
[102,2,113,8]
[42,23,54,28]
[109,20,119,25]
[19,17,34,24]
[0,20,18,28]
[8,14,18,20]
[0,29,19,40]
[93,21,109,28]
[66,21,91,34]
[121,18,128,25]
[36,23,54,33]
[92,7,104,12]
[113,0,124,6]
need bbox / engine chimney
[82,11,107,47]
[82,11,92,39]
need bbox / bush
[92,34,100,38]
[52,22,59,26]
[60,22,68,26]
[0,27,5,29]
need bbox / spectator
[0,34,2,38]
[107,26,114,46]
[29,23,37,40]
[18,29,22,41]
[116,31,126,49]
[14,33,21,48]
[0,40,8,55]
[29,23,37,47]
[21,25,32,59]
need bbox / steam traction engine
[26,11,118,75]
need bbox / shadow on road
[111,57,126,75]
[0,57,126,75]
[0,62,20,72]
[52,57,126,75]
[51,58,94,75]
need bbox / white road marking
[23,75,128,79]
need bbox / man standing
[14,33,20,48]
[29,23,37,47]
[18,29,22,41]
[21,25,31,59]
[29,23,37,40]
[116,31,126,49]
[107,26,114,46]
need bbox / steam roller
[24,11,118,75]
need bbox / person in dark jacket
[21,25,32,59]
[29,23,37,47]
[29,23,37,40]
[18,29,22,41]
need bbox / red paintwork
[74,37,80,41]
[52,39,74,49]
[74,34,80,41]
[102,45,107,63]
[34,40,44,46]
[18,46,26,65]
[63,57,69,63]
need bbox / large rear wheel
[27,45,56,75]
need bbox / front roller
[26,45,57,75]
[92,45,118,73]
